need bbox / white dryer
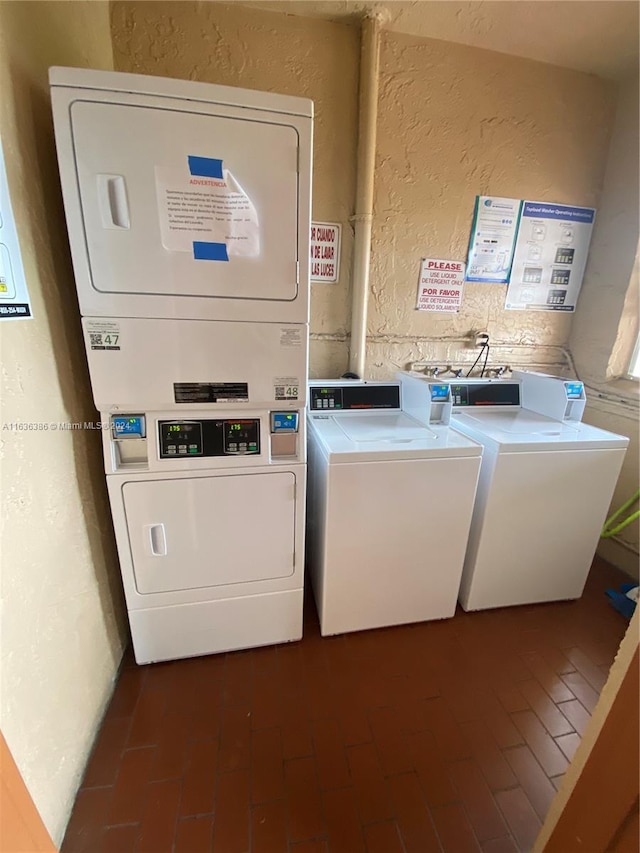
[306,381,482,636]
[398,372,628,611]
[50,67,312,325]
[106,408,305,664]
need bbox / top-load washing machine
[306,380,482,635]
[398,371,629,612]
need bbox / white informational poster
[155,157,259,261]
[506,201,596,312]
[0,138,32,320]
[310,222,341,282]
[466,196,522,284]
[416,258,465,313]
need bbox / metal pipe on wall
[349,12,383,377]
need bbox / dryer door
[123,471,296,594]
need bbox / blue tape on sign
[193,241,229,262]
[188,156,224,179]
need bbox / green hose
[601,489,640,538]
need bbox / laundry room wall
[110,1,617,379]
[569,73,639,578]
[0,1,126,845]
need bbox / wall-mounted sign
[0,138,32,320]
[506,201,596,312]
[466,196,521,284]
[310,221,341,283]
[416,258,465,313]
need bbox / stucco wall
[0,2,126,845]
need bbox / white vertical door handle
[145,523,167,557]
[97,174,130,229]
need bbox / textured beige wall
[111,0,359,377]
[0,2,125,845]
[368,30,616,377]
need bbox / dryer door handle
[97,174,130,229]
[145,523,167,557]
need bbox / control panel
[430,384,450,402]
[450,383,520,407]
[310,384,400,411]
[158,418,260,459]
[565,381,584,400]
[271,412,299,432]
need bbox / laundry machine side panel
[460,447,627,611]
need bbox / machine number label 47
[86,321,121,351]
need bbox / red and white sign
[310,222,341,283]
[416,258,466,313]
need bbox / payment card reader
[270,411,299,458]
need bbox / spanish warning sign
[416,258,466,313]
[310,222,341,283]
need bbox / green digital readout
[168,425,182,432]
[230,423,242,431]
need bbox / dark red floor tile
[251,799,287,853]
[448,759,509,843]
[83,716,131,788]
[482,836,518,853]
[510,712,568,778]
[313,718,351,790]
[251,726,284,803]
[150,710,190,781]
[100,823,140,853]
[494,686,529,715]
[409,730,459,806]
[281,703,314,760]
[127,688,167,749]
[285,756,324,842]
[518,651,576,701]
[180,738,218,817]
[212,769,251,852]
[175,816,214,852]
[460,721,517,792]
[517,680,574,738]
[219,704,251,773]
[422,696,472,761]
[138,778,181,852]
[495,788,541,852]
[252,673,284,730]
[368,707,414,776]
[560,671,600,713]
[503,746,557,821]
[107,666,146,718]
[388,773,442,853]
[555,699,591,736]
[62,786,113,853]
[322,786,366,853]
[347,742,394,825]
[364,820,405,853]
[108,747,155,825]
[555,732,581,762]
[564,647,608,691]
[289,840,329,853]
[188,679,223,740]
[431,802,482,852]
[223,651,254,706]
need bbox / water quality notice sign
[310,222,341,282]
[416,258,465,313]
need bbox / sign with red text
[416,258,465,313]
[310,222,341,282]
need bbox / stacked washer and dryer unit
[50,68,313,664]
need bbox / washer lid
[308,411,482,462]
[453,409,629,451]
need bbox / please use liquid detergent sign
[310,222,341,282]
[416,258,466,313]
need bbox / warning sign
[310,222,341,283]
[416,258,466,313]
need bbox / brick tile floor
[62,557,631,853]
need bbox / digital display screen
[565,382,584,400]
[430,384,450,402]
[451,383,520,407]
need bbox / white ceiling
[242,1,640,80]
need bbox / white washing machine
[399,372,629,612]
[106,407,305,664]
[306,381,482,636]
